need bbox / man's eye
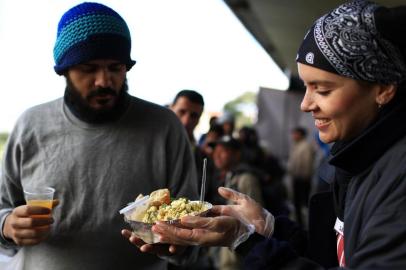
[109,64,126,72]
[78,65,97,73]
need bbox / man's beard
[64,78,129,124]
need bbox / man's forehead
[173,97,203,109]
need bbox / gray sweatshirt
[0,96,198,269]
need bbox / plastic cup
[24,187,55,215]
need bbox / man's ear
[376,84,397,106]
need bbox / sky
[0,0,289,133]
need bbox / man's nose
[94,69,112,88]
[181,114,192,126]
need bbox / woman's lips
[315,118,330,129]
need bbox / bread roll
[149,188,170,206]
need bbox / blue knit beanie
[53,2,136,75]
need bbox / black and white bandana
[296,0,406,85]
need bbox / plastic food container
[119,197,212,244]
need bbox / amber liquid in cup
[27,200,53,217]
[24,187,55,218]
[26,199,53,209]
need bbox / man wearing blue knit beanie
[0,2,198,269]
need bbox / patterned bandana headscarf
[296,0,406,85]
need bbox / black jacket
[240,93,406,269]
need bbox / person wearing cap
[209,136,264,207]
[147,1,406,269]
[0,2,198,269]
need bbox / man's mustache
[87,88,117,99]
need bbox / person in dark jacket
[129,0,406,269]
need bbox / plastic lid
[119,195,150,214]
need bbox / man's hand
[3,203,56,246]
[121,229,186,256]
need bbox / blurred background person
[210,135,265,270]
[237,126,265,168]
[198,115,219,147]
[170,90,203,145]
[216,112,236,137]
[170,89,219,270]
[287,127,315,228]
[170,90,219,203]
[237,126,288,216]
[311,131,332,195]
[200,123,224,158]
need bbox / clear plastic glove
[214,187,275,238]
[152,215,255,250]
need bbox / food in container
[119,188,212,243]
